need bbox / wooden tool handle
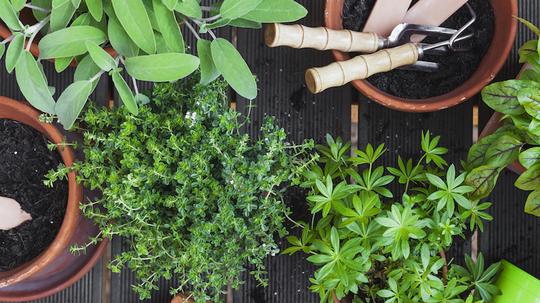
[305,43,419,94]
[265,23,382,53]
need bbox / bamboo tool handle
[265,23,382,53]
[305,43,420,94]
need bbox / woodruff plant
[286,133,500,303]
[464,18,540,217]
[46,76,314,302]
[0,0,307,129]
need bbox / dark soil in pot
[343,0,494,99]
[0,119,68,272]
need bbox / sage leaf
[55,80,93,129]
[484,135,523,168]
[481,80,536,115]
[220,0,262,20]
[211,38,257,99]
[0,44,5,59]
[135,93,150,105]
[32,0,51,21]
[519,147,540,169]
[153,0,185,53]
[161,0,177,10]
[71,12,92,26]
[38,26,106,59]
[5,33,24,74]
[10,0,26,11]
[515,164,540,191]
[107,14,139,58]
[0,0,22,31]
[174,0,202,19]
[85,0,103,21]
[242,0,307,23]
[197,39,220,85]
[74,54,101,90]
[54,57,73,73]
[524,190,540,217]
[112,0,156,54]
[518,88,540,120]
[86,40,117,71]
[15,52,56,114]
[51,0,78,31]
[125,53,199,82]
[111,70,138,115]
[465,165,501,200]
[229,18,262,29]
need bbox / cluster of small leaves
[285,132,500,303]
[464,18,540,217]
[47,76,314,302]
[0,0,307,129]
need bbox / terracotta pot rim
[324,0,518,112]
[0,97,82,287]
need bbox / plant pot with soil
[464,20,540,217]
[323,0,517,112]
[493,260,540,303]
[285,132,502,302]
[0,97,107,302]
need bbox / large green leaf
[197,39,220,85]
[74,54,101,90]
[86,40,117,71]
[55,80,93,129]
[10,0,26,11]
[5,32,24,73]
[112,0,156,54]
[524,190,540,217]
[465,165,502,200]
[85,0,103,21]
[51,0,78,31]
[520,147,540,169]
[162,0,178,10]
[220,0,262,20]
[31,0,51,21]
[0,0,22,31]
[242,0,307,23]
[111,70,138,115]
[153,0,184,53]
[515,164,540,191]
[484,135,523,168]
[481,80,536,116]
[38,26,106,59]
[518,88,540,120]
[125,53,199,82]
[174,0,202,18]
[107,14,139,57]
[15,52,56,114]
[211,38,257,99]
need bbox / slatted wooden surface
[1,0,539,302]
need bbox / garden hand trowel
[0,196,32,230]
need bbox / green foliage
[465,18,540,217]
[287,133,500,303]
[0,0,307,128]
[47,76,314,302]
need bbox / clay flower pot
[0,9,116,65]
[0,97,107,302]
[324,0,518,112]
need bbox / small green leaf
[211,38,257,99]
[111,70,138,115]
[174,0,202,18]
[0,0,23,31]
[112,0,156,54]
[85,0,103,21]
[229,18,262,29]
[482,80,536,115]
[107,14,139,57]
[38,26,107,59]
[465,165,501,200]
[519,147,540,169]
[162,0,178,10]
[484,135,522,168]
[242,0,307,23]
[54,57,73,73]
[153,0,185,53]
[516,17,540,36]
[51,0,78,32]
[55,80,93,129]
[15,52,56,114]
[5,33,24,73]
[518,88,540,120]
[0,44,5,59]
[10,0,26,11]
[86,40,117,71]
[125,53,199,82]
[524,190,540,217]
[515,164,540,191]
[220,0,262,20]
[197,39,220,85]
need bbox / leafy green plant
[285,132,500,303]
[0,0,307,129]
[46,75,314,302]
[464,18,540,217]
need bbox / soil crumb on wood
[343,0,494,99]
[0,119,67,272]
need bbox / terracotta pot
[172,294,212,303]
[0,97,108,302]
[0,10,116,65]
[324,0,518,112]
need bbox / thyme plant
[286,133,500,303]
[48,76,314,302]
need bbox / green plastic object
[494,260,540,303]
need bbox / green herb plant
[286,133,501,303]
[0,0,307,129]
[46,76,314,302]
[464,18,540,217]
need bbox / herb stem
[184,21,201,40]
[24,3,50,13]
[1,35,14,44]
[25,16,50,51]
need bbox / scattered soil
[0,119,67,272]
[343,0,494,99]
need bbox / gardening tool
[304,4,476,94]
[362,0,412,36]
[0,196,31,231]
